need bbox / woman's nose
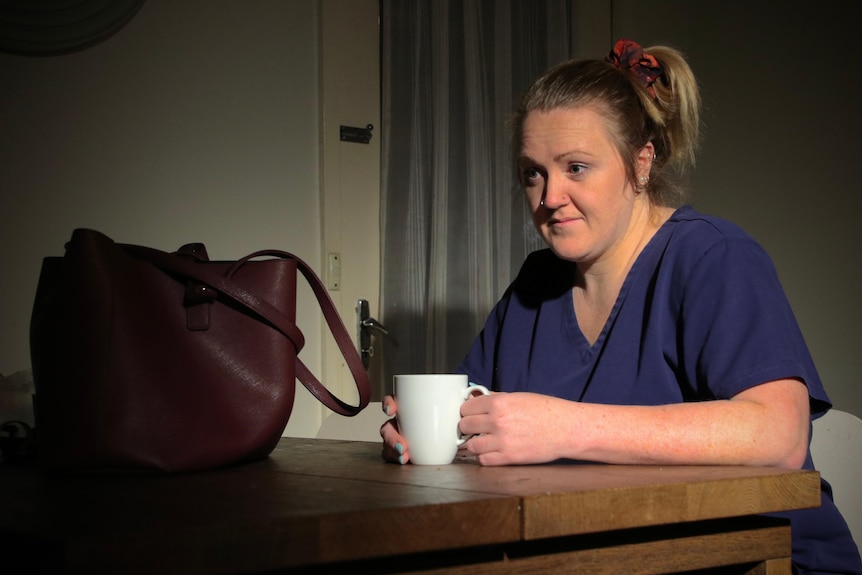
[541,176,569,209]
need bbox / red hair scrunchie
[606,39,664,98]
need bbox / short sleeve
[676,233,829,415]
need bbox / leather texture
[30,228,371,473]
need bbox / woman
[380,40,861,573]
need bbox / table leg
[741,558,792,575]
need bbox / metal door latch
[356,299,392,369]
[340,124,373,144]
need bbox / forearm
[555,380,810,468]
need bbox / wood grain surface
[0,437,820,574]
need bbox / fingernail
[398,455,405,465]
[395,443,403,454]
[383,404,390,416]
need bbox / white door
[319,0,383,407]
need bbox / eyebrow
[555,149,595,161]
[518,149,594,164]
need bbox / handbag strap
[123,244,371,416]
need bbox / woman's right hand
[380,395,409,464]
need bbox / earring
[540,199,545,207]
[636,175,649,193]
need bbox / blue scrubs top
[457,206,861,574]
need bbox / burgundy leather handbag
[30,228,371,473]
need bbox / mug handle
[456,383,490,446]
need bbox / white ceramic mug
[394,374,490,465]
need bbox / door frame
[319,0,382,412]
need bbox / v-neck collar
[564,206,684,358]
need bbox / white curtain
[379,0,578,385]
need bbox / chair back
[811,409,862,545]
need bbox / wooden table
[0,438,821,574]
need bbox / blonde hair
[513,44,701,207]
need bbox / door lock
[356,299,392,369]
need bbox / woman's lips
[549,215,581,227]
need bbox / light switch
[326,252,341,290]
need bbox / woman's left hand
[459,391,570,466]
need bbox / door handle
[360,317,389,336]
[356,299,394,369]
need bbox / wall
[2,0,859,431]
[613,0,862,419]
[0,0,325,436]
